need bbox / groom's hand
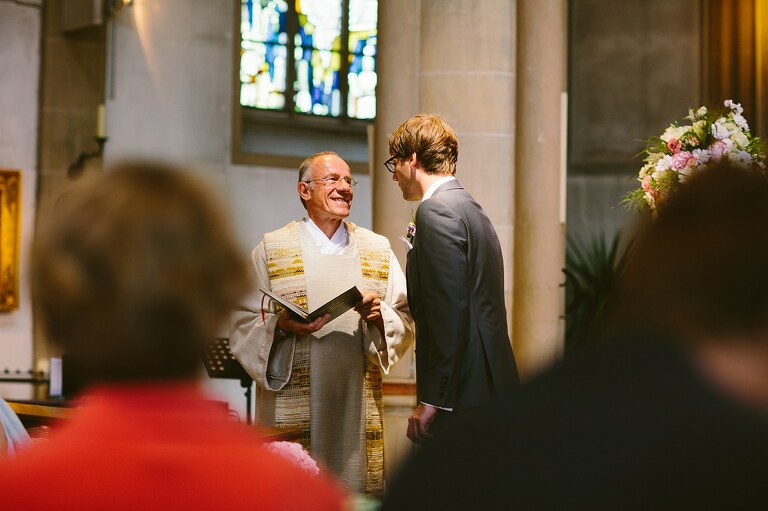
[407,403,438,444]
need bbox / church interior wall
[0,0,41,399]
[567,0,702,243]
[31,0,108,391]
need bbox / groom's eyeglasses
[383,156,397,174]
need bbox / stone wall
[0,0,41,399]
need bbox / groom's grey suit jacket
[406,179,519,411]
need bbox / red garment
[0,383,345,510]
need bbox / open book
[260,286,363,324]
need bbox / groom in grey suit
[386,114,519,443]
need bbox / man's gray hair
[298,151,340,183]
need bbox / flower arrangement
[623,99,766,213]
[265,441,320,476]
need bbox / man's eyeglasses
[306,176,358,188]
[384,156,397,174]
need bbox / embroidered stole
[264,221,390,496]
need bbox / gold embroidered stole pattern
[263,222,311,450]
[354,225,390,497]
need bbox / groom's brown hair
[388,114,459,175]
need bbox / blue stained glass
[240,0,377,119]
[240,1,288,110]
[347,0,377,118]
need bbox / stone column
[419,0,517,322]
[513,0,567,378]
[374,0,517,319]
[373,0,422,266]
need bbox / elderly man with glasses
[231,151,414,497]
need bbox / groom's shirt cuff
[421,401,453,412]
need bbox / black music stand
[202,338,254,424]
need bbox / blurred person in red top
[0,162,345,511]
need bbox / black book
[260,286,363,324]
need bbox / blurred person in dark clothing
[382,161,768,510]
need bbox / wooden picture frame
[0,169,21,311]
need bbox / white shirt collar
[422,175,456,202]
[302,217,348,255]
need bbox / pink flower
[709,140,727,161]
[265,441,320,476]
[641,176,658,199]
[671,151,697,171]
[667,138,682,154]
[641,175,652,191]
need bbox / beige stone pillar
[419,0,517,322]
[373,0,517,315]
[373,0,422,266]
[513,0,567,378]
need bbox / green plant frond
[621,189,649,213]
[747,137,767,158]
[632,138,655,159]
[644,136,668,155]
[565,230,635,353]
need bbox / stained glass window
[240,0,378,120]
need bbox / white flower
[711,119,731,140]
[687,106,709,121]
[661,125,690,143]
[692,148,711,165]
[728,149,754,166]
[724,99,744,115]
[731,130,750,148]
[655,154,674,173]
[731,113,749,132]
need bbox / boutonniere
[406,213,416,243]
[399,210,416,250]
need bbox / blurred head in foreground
[613,160,768,344]
[31,161,250,385]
